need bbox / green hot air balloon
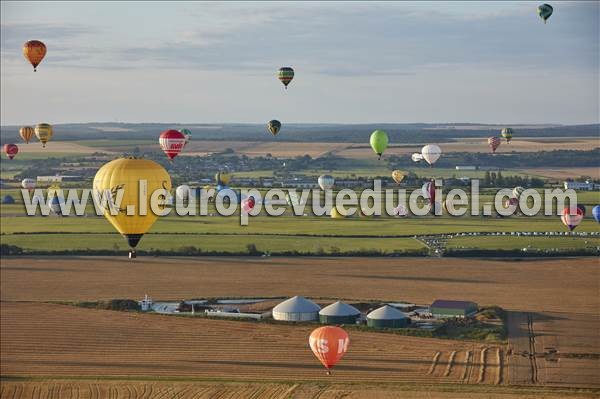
[267,120,282,136]
[537,3,553,24]
[370,130,389,160]
[501,127,513,143]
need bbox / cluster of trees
[481,171,545,188]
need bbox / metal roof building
[367,305,410,329]
[319,301,361,324]
[430,299,478,318]
[272,296,321,321]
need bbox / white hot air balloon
[411,153,424,163]
[421,144,442,166]
[21,178,36,193]
[175,185,192,202]
[318,175,335,190]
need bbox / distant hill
[1,122,598,144]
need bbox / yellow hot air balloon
[20,126,35,144]
[391,170,405,185]
[215,171,231,186]
[330,207,345,219]
[93,157,172,258]
[34,123,53,147]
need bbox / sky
[1,1,598,125]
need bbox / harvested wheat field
[1,257,597,314]
[1,380,597,399]
[0,302,498,385]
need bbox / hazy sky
[1,1,598,125]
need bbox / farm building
[367,305,410,329]
[430,300,478,318]
[272,296,321,321]
[319,301,361,324]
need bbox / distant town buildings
[563,180,600,191]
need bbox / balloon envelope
[309,326,349,373]
[215,171,232,186]
[393,204,408,217]
[20,126,35,144]
[411,153,424,163]
[3,144,18,160]
[318,175,335,190]
[179,129,192,145]
[35,123,53,147]
[175,185,191,202]
[159,130,186,160]
[512,186,525,198]
[370,130,389,159]
[488,137,501,153]
[21,178,36,191]
[93,158,172,254]
[421,144,442,165]
[278,67,294,88]
[23,40,46,71]
[592,205,600,223]
[267,120,282,136]
[391,170,405,184]
[538,3,553,23]
[561,207,584,231]
[501,127,513,143]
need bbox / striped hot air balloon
[278,67,294,89]
[159,130,186,161]
[35,123,53,147]
[20,126,35,144]
[488,137,501,153]
[561,207,583,231]
[501,127,513,143]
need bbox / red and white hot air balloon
[3,144,19,160]
[241,196,256,213]
[309,326,349,375]
[488,137,501,153]
[561,206,584,231]
[159,130,186,161]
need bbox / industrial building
[272,296,321,321]
[366,305,410,329]
[319,301,361,324]
[430,299,478,318]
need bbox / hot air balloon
[411,153,424,163]
[241,196,256,213]
[309,326,349,375]
[421,144,442,166]
[393,204,408,217]
[488,137,501,153]
[501,127,513,143]
[93,157,172,258]
[278,67,294,89]
[422,181,436,204]
[592,205,600,223]
[576,204,586,216]
[159,130,186,161]
[370,130,389,160]
[330,207,345,219]
[179,129,192,146]
[513,186,525,199]
[215,171,231,186]
[21,178,36,193]
[561,207,583,231]
[35,123,52,147]
[3,144,18,160]
[391,170,405,185]
[318,175,335,190]
[23,40,46,72]
[175,185,192,202]
[538,3,553,23]
[19,126,35,144]
[287,191,302,207]
[267,120,282,136]
[503,197,519,213]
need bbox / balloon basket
[129,250,136,259]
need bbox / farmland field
[1,256,598,397]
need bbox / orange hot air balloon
[309,326,349,375]
[20,126,35,144]
[23,40,47,72]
